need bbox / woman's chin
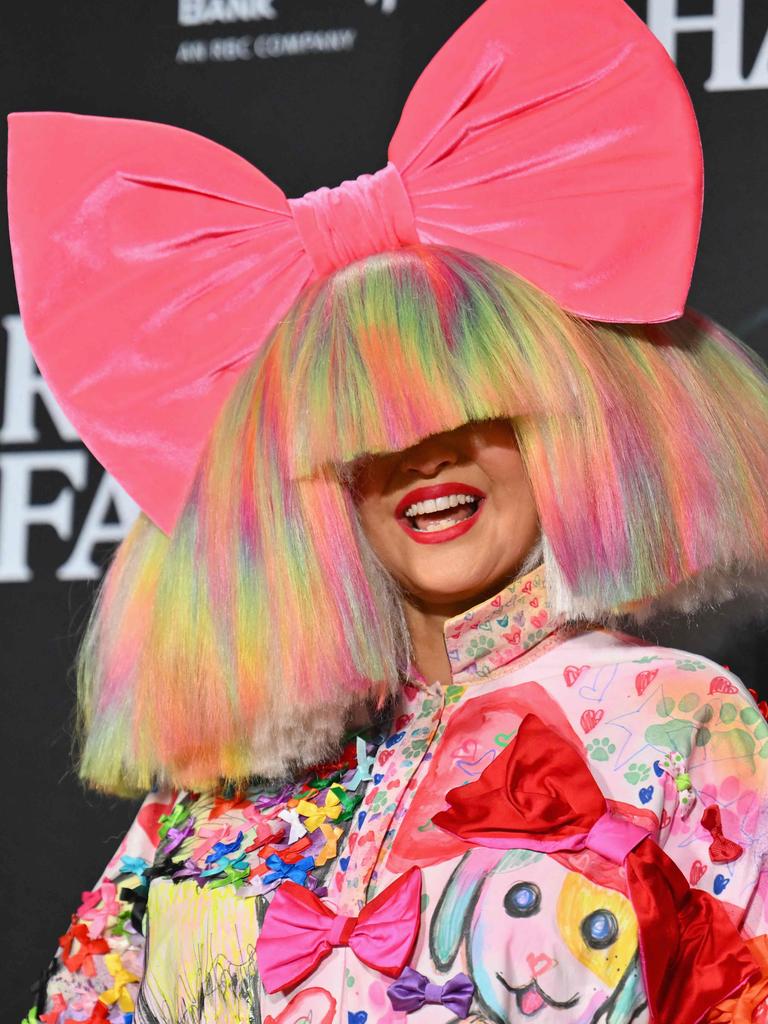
[403,569,509,613]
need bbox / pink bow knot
[289,162,417,277]
[326,912,357,947]
[585,812,649,865]
[256,865,422,993]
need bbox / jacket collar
[441,564,558,684]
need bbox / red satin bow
[701,805,744,864]
[58,916,109,976]
[433,715,757,1024]
[7,0,702,531]
[256,867,421,993]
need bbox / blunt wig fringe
[77,246,768,794]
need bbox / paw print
[466,636,495,658]
[417,698,440,718]
[402,739,428,759]
[587,737,616,762]
[370,791,390,813]
[675,658,707,671]
[445,684,466,705]
[623,762,650,784]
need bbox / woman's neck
[402,560,542,685]
[403,601,453,685]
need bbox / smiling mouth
[394,482,486,545]
[496,974,580,1017]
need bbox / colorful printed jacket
[29,568,768,1024]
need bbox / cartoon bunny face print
[429,850,646,1024]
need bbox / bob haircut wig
[77,246,768,795]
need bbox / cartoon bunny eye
[580,909,619,950]
[504,882,541,918]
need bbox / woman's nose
[401,436,459,477]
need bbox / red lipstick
[395,482,486,545]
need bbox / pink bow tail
[257,867,422,993]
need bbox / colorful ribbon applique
[701,805,744,864]
[58,918,109,976]
[101,952,139,1013]
[193,821,243,863]
[206,855,252,890]
[204,830,243,864]
[39,992,66,1024]
[344,736,375,791]
[197,832,248,886]
[157,804,190,840]
[161,817,196,855]
[296,790,343,832]
[79,881,120,939]
[259,837,312,863]
[118,856,148,881]
[314,823,344,868]
[249,816,280,845]
[171,858,204,882]
[278,806,308,843]
[257,866,422,993]
[253,783,295,812]
[119,881,150,935]
[262,853,316,887]
[75,890,101,919]
[305,772,343,794]
[79,1000,109,1024]
[328,784,363,822]
[387,967,475,1017]
[208,792,272,826]
[433,714,758,1024]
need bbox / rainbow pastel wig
[77,246,768,794]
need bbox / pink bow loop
[256,866,422,993]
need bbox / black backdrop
[1,1,767,1017]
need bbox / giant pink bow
[256,866,421,993]
[7,0,702,531]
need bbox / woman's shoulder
[548,621,754,697]
[528,623,768,764]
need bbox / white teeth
[404,493,479,517]
[420,517,460,533]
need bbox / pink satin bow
[256,866,422,993]
[7,0,702,531]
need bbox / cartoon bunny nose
[526,952,556,978]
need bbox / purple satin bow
[162,818,195,855]
[253,784,295,810]
[387,967,475,1017]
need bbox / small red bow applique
[433,714,757,1024]
[701,805,744,864]
[58,917,109,976]
[257,866,421,993]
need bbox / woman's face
[351,420,540,612]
